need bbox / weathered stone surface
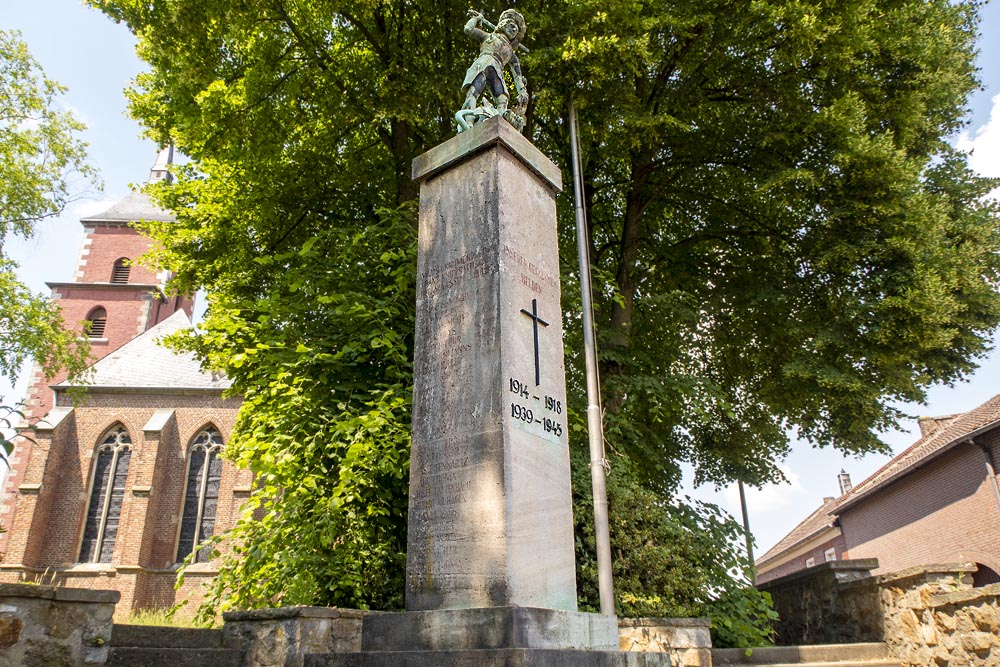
[757,559,883,645]
[305,648,671,667]
[0,616,23,649]
[222,606,365,666]
[361,607,618,652]
[0,583,115,667]
[407,116,574,613]
[617,617,711,666]
[761,561,1000,667]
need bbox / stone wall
[760,560,1000,667]
[222,606,365,667]
[878,565,1000,667]
[0,582,118,667]
[758,558,882,645]
[618,617,712,666]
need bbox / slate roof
[80,191,175,224]
[756,496,840,567]
[834,393,1000,513]
[57,311,230,391]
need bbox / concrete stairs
[106,623,245,667]
[711,642,900,667]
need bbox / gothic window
[79,427,132,563]
[85,307,107,338]
[111,258,131,284]
[177,427,224,563]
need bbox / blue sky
[3,0,1000,557]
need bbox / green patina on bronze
[456,9,528,134]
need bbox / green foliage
[90,0,1000,618]
[170,204,417,619]
[0,30,95,452]
[531,0,1000,488]
[0,29,100,231]
[572,446,776,647]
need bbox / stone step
[305,648,671,667]
[712,642,890,665]
[111,623,226,649]
[106,646,245,667]
[707,662,899,667]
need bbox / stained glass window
[177,427,224,563]
[79,426,131,563]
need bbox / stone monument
[307,117,668,666]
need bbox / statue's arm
[464,14,488,42]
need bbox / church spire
[149,144,174,184]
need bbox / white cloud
[957,93,1000,179]
[69,198,116,219]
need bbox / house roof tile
[757,496,840,567]
[56,311,230,391]
[834,393,1000,512]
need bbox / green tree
[0,29,97,453]
[90,0,999,625]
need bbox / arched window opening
[85,307,107,338]
[177,427,224,563]
[973,563,1000,587]
[111,258,131,284]
[79,427,132,563]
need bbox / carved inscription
[507,376,564,441]
[502,244,558,293]
[420,244,500,298]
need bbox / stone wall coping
[223,605,368,622]
[0,582,120,603]
[926,581,1000,608]
[33,406,74,432]
[411,115,562,191]
[618,617,712,629]
[758,558,880,589]
[874,562,976,587]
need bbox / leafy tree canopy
[0,30,96,451]
[90,0,1000,623]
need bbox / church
[0,152,246,616]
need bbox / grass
[121,607,217,628]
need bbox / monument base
[362,606,617,651]
[305,648,670,666]
[302,607,670,666]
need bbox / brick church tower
[0,152,245,617]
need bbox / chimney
[838,469,853,495]
[918,416,939,437]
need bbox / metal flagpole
[738,479,756,585]
[569,100,615,616]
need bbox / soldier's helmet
[498,9,526,45]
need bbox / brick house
[756,395,1000,587]
[0,152,246,616]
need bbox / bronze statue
[456,9,528,133]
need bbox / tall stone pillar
[309,118,668,666]
[406,115,575,613]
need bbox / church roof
[79,191,175,225]
[834,393,1000,513]
[57,311,230,392]
[756,496,840,568]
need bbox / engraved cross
[520,298,549,386]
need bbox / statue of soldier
[457,9,528,132]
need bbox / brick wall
[0,220,191,556]
[75,225,161,285]
[838,434,1000,576]
[0,391,245,618]
[757,532,849,584]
